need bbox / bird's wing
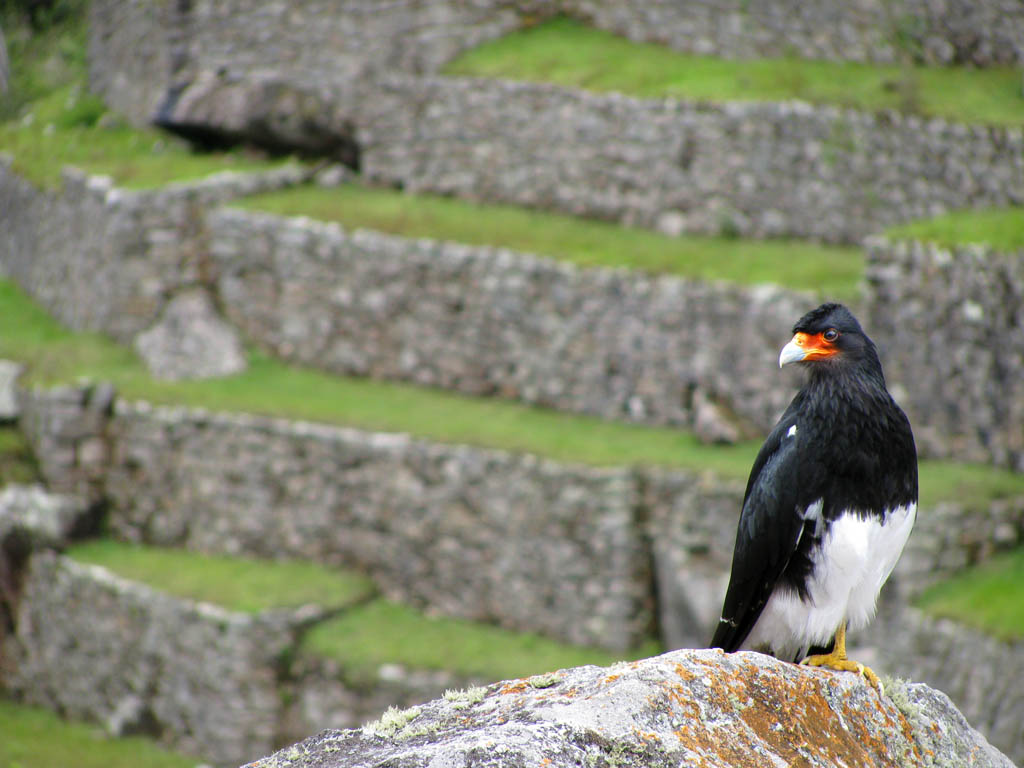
[711,407,808,652]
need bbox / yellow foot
[801,652,884,695]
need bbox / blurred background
[0,0,1022,765]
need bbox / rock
[241,648,1013,768]
[0,359,23,421]
[691,387,743,444]
[0,484,90,550]
[155,70,360,166]
[314,164,354,188]
[134,289,247,380]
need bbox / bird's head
[779,303,882,376]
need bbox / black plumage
[710,303,917,675]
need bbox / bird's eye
[823,328,840,342]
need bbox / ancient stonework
[866,236,1024,471]
[2,551,296,766]
[211,208,808,435]
[9,387,1024,762]
[0,158,309,343]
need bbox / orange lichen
[673,662,697,682]
[499,681,530,695]
[664,660,928,768]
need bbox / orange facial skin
[789,331,840,361]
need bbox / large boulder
[241,648,1013,768]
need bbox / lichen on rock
[241,648,1014,768]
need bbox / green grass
[64,539,659,681]
[917,548,1024,641]
[3,278,1023,507]
[445,17,1024,126]
[238,184,863,298]
[0,698,197,768]
[887,207,1024,250]
[0,278,762,479]
[0,5,282,188]
[304,599,658,682]
[66,540,377,614]
[918,462,1024,510]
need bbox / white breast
[741,503,916,661]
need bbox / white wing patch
[786,425,798,438]
[741,503,916,661]
[799,498,824,538]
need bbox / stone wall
[2,551,295,766]
[157,71,1024,244]
[0,541,475,767]
[362,75,1024,244]
[18,385,1024,653]
[211,208,808,435]
[572,0,1024,67]
[865,237,1024,472]
[88,0,1024,129]
[5,153,1024,466]
[88,1,1024,243]
[9,388,1024,762]
[103,399,655,651]
[0,158,309,343]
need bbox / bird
[709,302,917,691]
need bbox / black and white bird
[710,303,917,689]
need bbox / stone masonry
[0,158,309,344]
[3,551,294,766]
[211,208,808,435]
[90,1,1024,243]
[8,387,1024,761]
[4,154,1024,467]
[104,400,654,651]
[158,71,1024,244]
[17,385,1024,652]
[866,236,1024,472]
[89,0,1024,134]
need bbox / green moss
[303,599,659,682]
[236,183,863,299]
[66,540,377,614]
[445,17,1024,126]
[886,207,1024,251]
[0,698,195,768]
[916,547,1024,641]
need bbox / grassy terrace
[445,17,1024,127]
[237,184,862,298]
[0,5,280,189]
[887,207,1024,250]
[0,700,196,768]
[5,278,1024,510]
[67,540,377,614]
[918,548,1024,642]
[66,540,648,681]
